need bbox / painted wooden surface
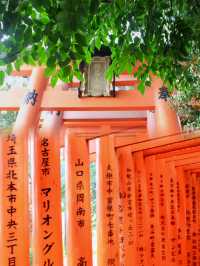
[65,133,92,266]
[96,136,120,266]
[117,147,136,266]
[32,112,63,266]
[0,67,48,266]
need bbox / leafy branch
[0,0,200,94]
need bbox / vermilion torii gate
[1,66,199,266]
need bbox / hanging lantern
[78,47,115,97]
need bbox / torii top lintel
[0,65,156,111]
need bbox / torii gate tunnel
[0,67,199,266]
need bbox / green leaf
[50,74,58,87]
[95,37,101,50]
[60,51,70,62]
[45,67,55,77]
[0,43,7,53]
[105,65,114,81]
[58,65,71,80]
[84,49,92,64]
[23,54,35,65]
[75,33,87,47]
[137,81,145,94]
[90,0,99,15]
[40,12,50,24]
[6,64,13,75]
[37,47,47,64]
[126,62,133,74]
[0,59,5,66]
[118,61,127,74]
[75,70,84,81]
[14,58,23,71]
[47,56,56,68]
[0,71,5,86]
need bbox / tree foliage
[0,0,200,92]
[170,86,200,129]
[0,111,17,129]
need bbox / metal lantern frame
[78,56,115,98]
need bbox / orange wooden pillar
[196,172,200,264]
[176,167,187,265]
[117,147,136,266]
[190,171,198,266]
[0,134,31,266]
[0,134,20,266]
[0,67,48,266]
[65,132,92,266]
[184,170,192,266]
[165,161,178,265]
[96,135,120,266]
[0,134,32,266]
[156,159,178,265]
[155,159,170,265]
[145,155,162,265]
[32,112,63,266]
[133,151,148,266]
[152,78,181,137]
[13,67,48,135]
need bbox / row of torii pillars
[0,67,181,266]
